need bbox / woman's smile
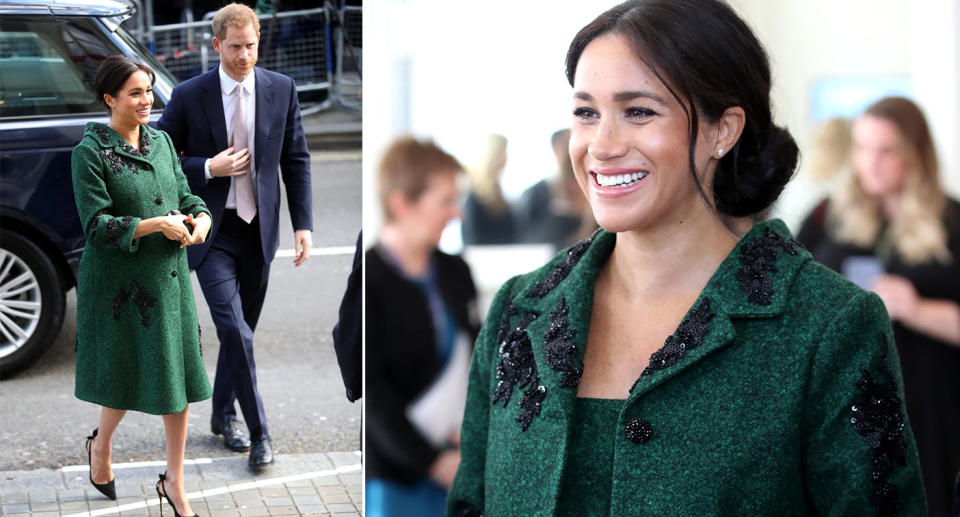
[591,167,650,197]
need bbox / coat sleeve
[447,276,518,517]
[71,143,142,253]
[157,86,208,190]
[162,130,211,219]
[278,75,313,232]
[802,289,927,515]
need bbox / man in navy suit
[158,2,313,470]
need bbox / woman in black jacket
[366,136,481,516]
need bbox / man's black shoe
[248,438,274,470]
[211,417,251,452]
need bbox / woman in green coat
[447,1,927,515]
[73,56,213,517]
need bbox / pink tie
[232,84,256,223]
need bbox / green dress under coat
[447,220,927,516]
[72,122,211,415]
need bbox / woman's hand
[872,274,919,322]
[135,214,190,243]
[184,213,212,247]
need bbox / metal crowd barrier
[145,5,361,113]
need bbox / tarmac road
[0,152,362,472]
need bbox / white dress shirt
[205,64,257,208]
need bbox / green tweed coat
[72,122,211,415]
[447,220,926,516]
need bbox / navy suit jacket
[158,66,313,269]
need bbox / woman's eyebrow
[613,90,666,104]
[573,90,667,105]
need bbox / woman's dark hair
[95,56,156,112]
[565,0,799,217]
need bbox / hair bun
[714,125,799,217]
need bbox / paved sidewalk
[0,452,362,517]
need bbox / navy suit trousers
[196,210,270,440]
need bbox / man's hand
[209,146,251,177]
[294,229,312,267]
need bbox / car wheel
[0,231,66,376]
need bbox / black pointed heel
[156,472,198,517]
[85,428,116,500]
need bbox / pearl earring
[717,149,724,157]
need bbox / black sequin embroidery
[516,383,546,431]
[495,301,519,344]
[91,124,112,145]
[525,233,595,298]
[180,201,208,214]
[112,287,129,321]
[105,216,135,248]
[543,298,581,388]
[492,313,539,408]
[640,298,714,379]
[736,227,801,306]
[138,128,152,156]
[850,343,907,516]
[129,280,158,328]
[88,209,105,233]
[100,148,139,176]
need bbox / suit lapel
[200,69,228,153]
[253,67,275,176]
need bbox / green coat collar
[83,121,157,164]
[507,219,810,414]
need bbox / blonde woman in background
[461,134,516,244]
[797,96,960,517]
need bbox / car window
[0,17,164,119]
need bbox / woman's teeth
[596,171,648,187]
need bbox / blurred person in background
[797,96,960,516]
[447,1,926,514]
[461,133,517,245]
[517,129,596,251]
[366,136,482,516]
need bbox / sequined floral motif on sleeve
[639,298,714,379]
[180,201,208,214]
[524,233,596,298]
[543,298,582,388]
[736,227,800,305]
[850,342,907,517]
[105,216,135,248]
[88,210,105,232]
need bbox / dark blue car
[0,0,178,375]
